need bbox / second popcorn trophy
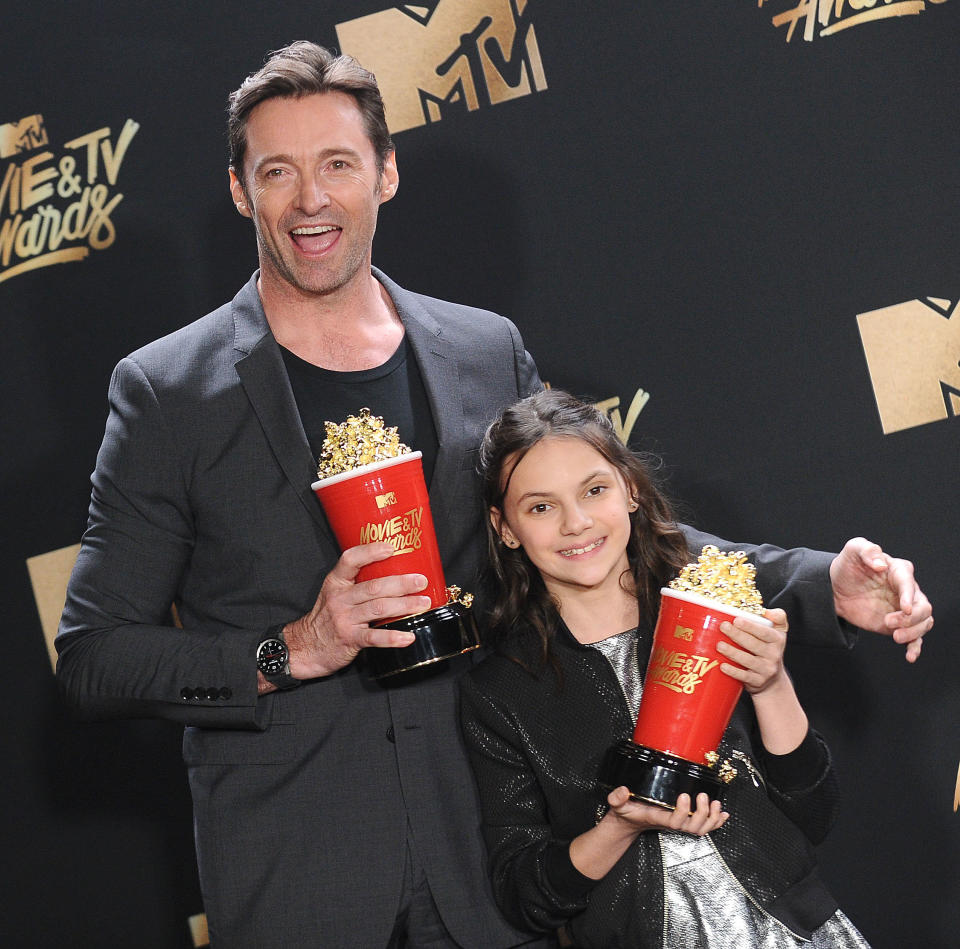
[598,546,770,808]
[311,409,480,679]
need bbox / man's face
[229,91,398,301]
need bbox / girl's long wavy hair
[479,389,689,664]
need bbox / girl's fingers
[672,793,727,835]
[606,785,631,809]
[723,618,780,649]
[764,608,789,632]
[716,639,757,667]
[719,620,785,680]
[672,793,692,817]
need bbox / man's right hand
[282,543,429,680]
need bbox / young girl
[459,389,870,949]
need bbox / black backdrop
[5,2,959,946]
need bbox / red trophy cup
[599,548,769,808]
[311,411,480,679]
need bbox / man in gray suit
[57,41,931,948]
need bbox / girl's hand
[571,787,729,879]
[716,608,789,695]
[605,786,728,836]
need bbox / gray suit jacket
[58,269,542,948]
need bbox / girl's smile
[558,536,606,557]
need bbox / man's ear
[379,150,399,204]
[229,168,252,218]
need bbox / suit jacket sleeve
[56,356,264,728]
[509,318,540,400]
[680,525,858,649]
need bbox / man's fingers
[905,636,923,663]
[325,556,429,609]
[852,538,886,571]
[359,592,433,626]
[327,542,402,583]
[357,624,417,650]
[901,564,923,616]
[357,571,429,600]
[891,607,931,663]
[321,603,422,656]
[892,615,933,645]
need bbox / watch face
[257,638,288,676]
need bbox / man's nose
[296,176,330,215]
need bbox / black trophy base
[598,740,724,810]
[365,602,481,679]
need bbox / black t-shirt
[281,335,439,485]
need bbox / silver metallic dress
[589,629,871,948]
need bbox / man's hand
[281,542,431,681]
[830,537,933,663]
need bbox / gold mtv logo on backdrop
[336,0,547,134]
[0,113,139,286]
[857,296,960,434]
[543,383,651,444]
[0,114,49,158]
[595,388,650,445]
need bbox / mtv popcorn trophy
[599,546,770,808]
[311,409,480,679]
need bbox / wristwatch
[256,624,301,691]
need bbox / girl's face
[493,436,636,605]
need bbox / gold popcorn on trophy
[311,409,478,678]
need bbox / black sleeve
[459,672,597,933]
[680,525,859,649]
[758,726,841,846]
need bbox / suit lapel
[374,270,465,533]
[230,275,329,531]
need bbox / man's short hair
[227,40,394,186]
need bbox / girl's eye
[530,503,551,514]
[586,484,606,497]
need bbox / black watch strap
[256,624,302,691]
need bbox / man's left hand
[830,537,933,663]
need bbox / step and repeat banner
[5,2,958,946]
